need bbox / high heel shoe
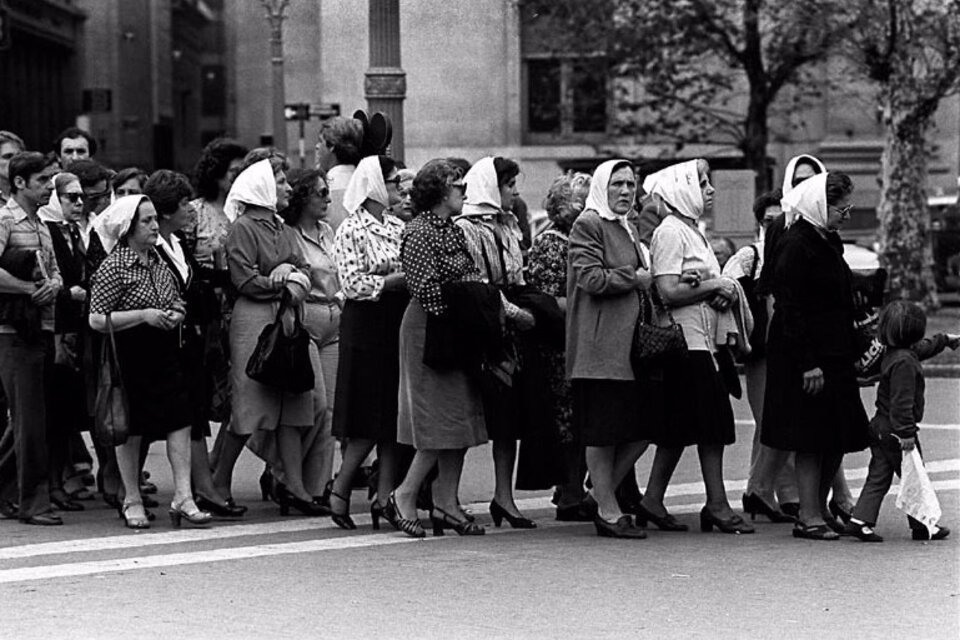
[121,501,151,530]
[489,500,536,529]
[169,498,212,528]
[275,486,330,517]
[634,503,688,531]
[699,507,755,534]
[260,469,274,502]
[371,499,398,531]
[327,486,356,529]
[742,493,793,523]
[432,507,485,536]
[388,492,425,538]
[828,499,853,524]
[195,494,246,518]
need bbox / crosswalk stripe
[734,419,960,432]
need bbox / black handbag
[245,294,315,393]
[93,313,130,447]
[631,288,687,364]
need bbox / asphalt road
[1,379,957,639]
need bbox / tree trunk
[877,110,939,307]
[742,96,771,194]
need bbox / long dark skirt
[332,290,409,442]
[572,379,647,447]
[651,351,735,448]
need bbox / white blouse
[333,207,404,301]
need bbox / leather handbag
[631,289,687,364]
[245,294,315,393]
[93,313,130,447]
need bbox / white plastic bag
[896,448,942,535]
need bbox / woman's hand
[166,309,186,327]
[142,308,175,330]
[680,269,701,288]
[269,263,295,289]
[900,436,917,451]
[635,267,653,291]
[513,308,536,331]
[802,367,824,395]
[382,272,407,292]
[69,286,87,302]
[285,282,308,305]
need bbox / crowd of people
[0,121,953,542]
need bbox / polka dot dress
[401,211,480,315]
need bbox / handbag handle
[104,312,124,386]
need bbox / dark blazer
[46,221,86,334]
[423,281,504,375]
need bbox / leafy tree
[852,0,960,305]
[520,0,859,191]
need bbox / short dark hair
[318,117,363,166]
[825,172,854,206]
[752,189,783,223]
[112,167,148,194]
[281,168,326,226]
[54,127,98,157]
[411,159,461,213]
[878,300,926,348]
[493,157,520,187]
[192,138,249,201]
[69,159,112,189]
[377,155,397,181]
[446,157,471,176]
[0,130,25,149]
[8,152,56,193]
[143,170,193,218]
[238,147,289,176]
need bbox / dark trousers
[851,435,924,530]
[0,333,54,517]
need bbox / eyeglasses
[314,187,330,199]
[831,204,854,217]
[448,182,466,191]
[62,193,83,204]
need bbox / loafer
[594,514,647,539]
[844,521,883,542]
[912,525,950,541]
[20,512,64,526]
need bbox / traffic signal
[284,103,310,121]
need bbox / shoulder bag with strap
[93,312,130,447]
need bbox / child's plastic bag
[896,448,942,535]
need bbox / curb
[922,364,960,379]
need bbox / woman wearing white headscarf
[327,154,407,530]
[762,172,869,540]
[566,159,655,538]
[456,156,538,529]
[209,155,323,517]
[88,195,212,529]
[639,159,754,535]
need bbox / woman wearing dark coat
[762,172,869,540]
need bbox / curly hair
[111,167,148,195]
[238,147,290,176]
[319,117,364,166]
[143,170,194,218]
[410,159,462,214]
[543,172,591,232]
[192,138,248,201]
[825,172,854,206]
[281,168,327,226]
[752,188,783,223]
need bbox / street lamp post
[366,0,405,162]
[261,0,289,152]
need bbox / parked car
[929,194,960,291]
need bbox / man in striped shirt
[0,151,63,525]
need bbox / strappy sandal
[388,492,424,538]
[120,501,151,530]
[431,507,485,537]
[792,522,840,540]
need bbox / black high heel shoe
[326,483,356,530]
[742,493,793,523]
[195,494,246,518]
[276,486,330,517]
[489,500,536,529]
[828,499,853,524]
[432,507,485,536]
[388,492,425,538]
[699,507,755,534]
[260,469,274,502]
[634,503,688,531]
[370,499,396,531]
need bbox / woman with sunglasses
[327,155,408,529]
[247,169,342,512]
[762,172,869,540]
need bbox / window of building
[202,64,226,117]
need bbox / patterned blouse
[188,198,231,270]
[333,207,404,302]
[401,210,481,316]
[89,245,183,314]
[454,212,525,286]
[526,229,568,297]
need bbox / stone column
[262,0,289,152]
[365,0,405,162]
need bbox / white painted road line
[735,419,960,432]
